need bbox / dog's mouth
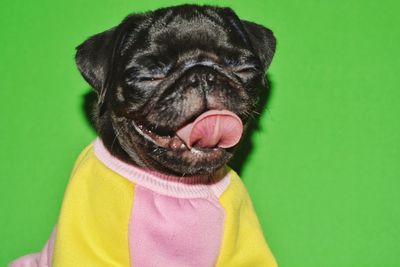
[132,122,188,151]
[132,110,243,154]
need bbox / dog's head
[76,5,276,176]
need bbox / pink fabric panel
[46,228,56,266]
[9,253,41,267]
[9,229,56,267]
[129,186,225,267]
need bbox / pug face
[76,5,276,176]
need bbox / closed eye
[232,65,261,81]
[234,65,260,74]
[136,76,164,82]
[124,64,169,85]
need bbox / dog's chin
[113,116,233,176]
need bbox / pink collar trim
[93,138,230,199]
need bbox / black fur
[75,4,276,176]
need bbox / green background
[1,0,399,266]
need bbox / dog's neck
[94,138,228,186]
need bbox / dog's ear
[76,14,146,105]
[75,27,118,105]
[241,20,276,71]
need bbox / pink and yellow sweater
[11,139,277,267]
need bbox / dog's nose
[187,67,216,89]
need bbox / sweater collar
[93,138,230,199]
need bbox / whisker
[111,125,123,152]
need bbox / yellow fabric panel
[216,170,277,267]
[52,145,135,267]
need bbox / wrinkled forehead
[150,14,235,47]
[120,10,253,62]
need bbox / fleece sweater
[10,138,277,267]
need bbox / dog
[11,4,277,267]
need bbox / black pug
[11,4,277,267]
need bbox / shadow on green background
[1,0,400,266]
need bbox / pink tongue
[176,110,243,149]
